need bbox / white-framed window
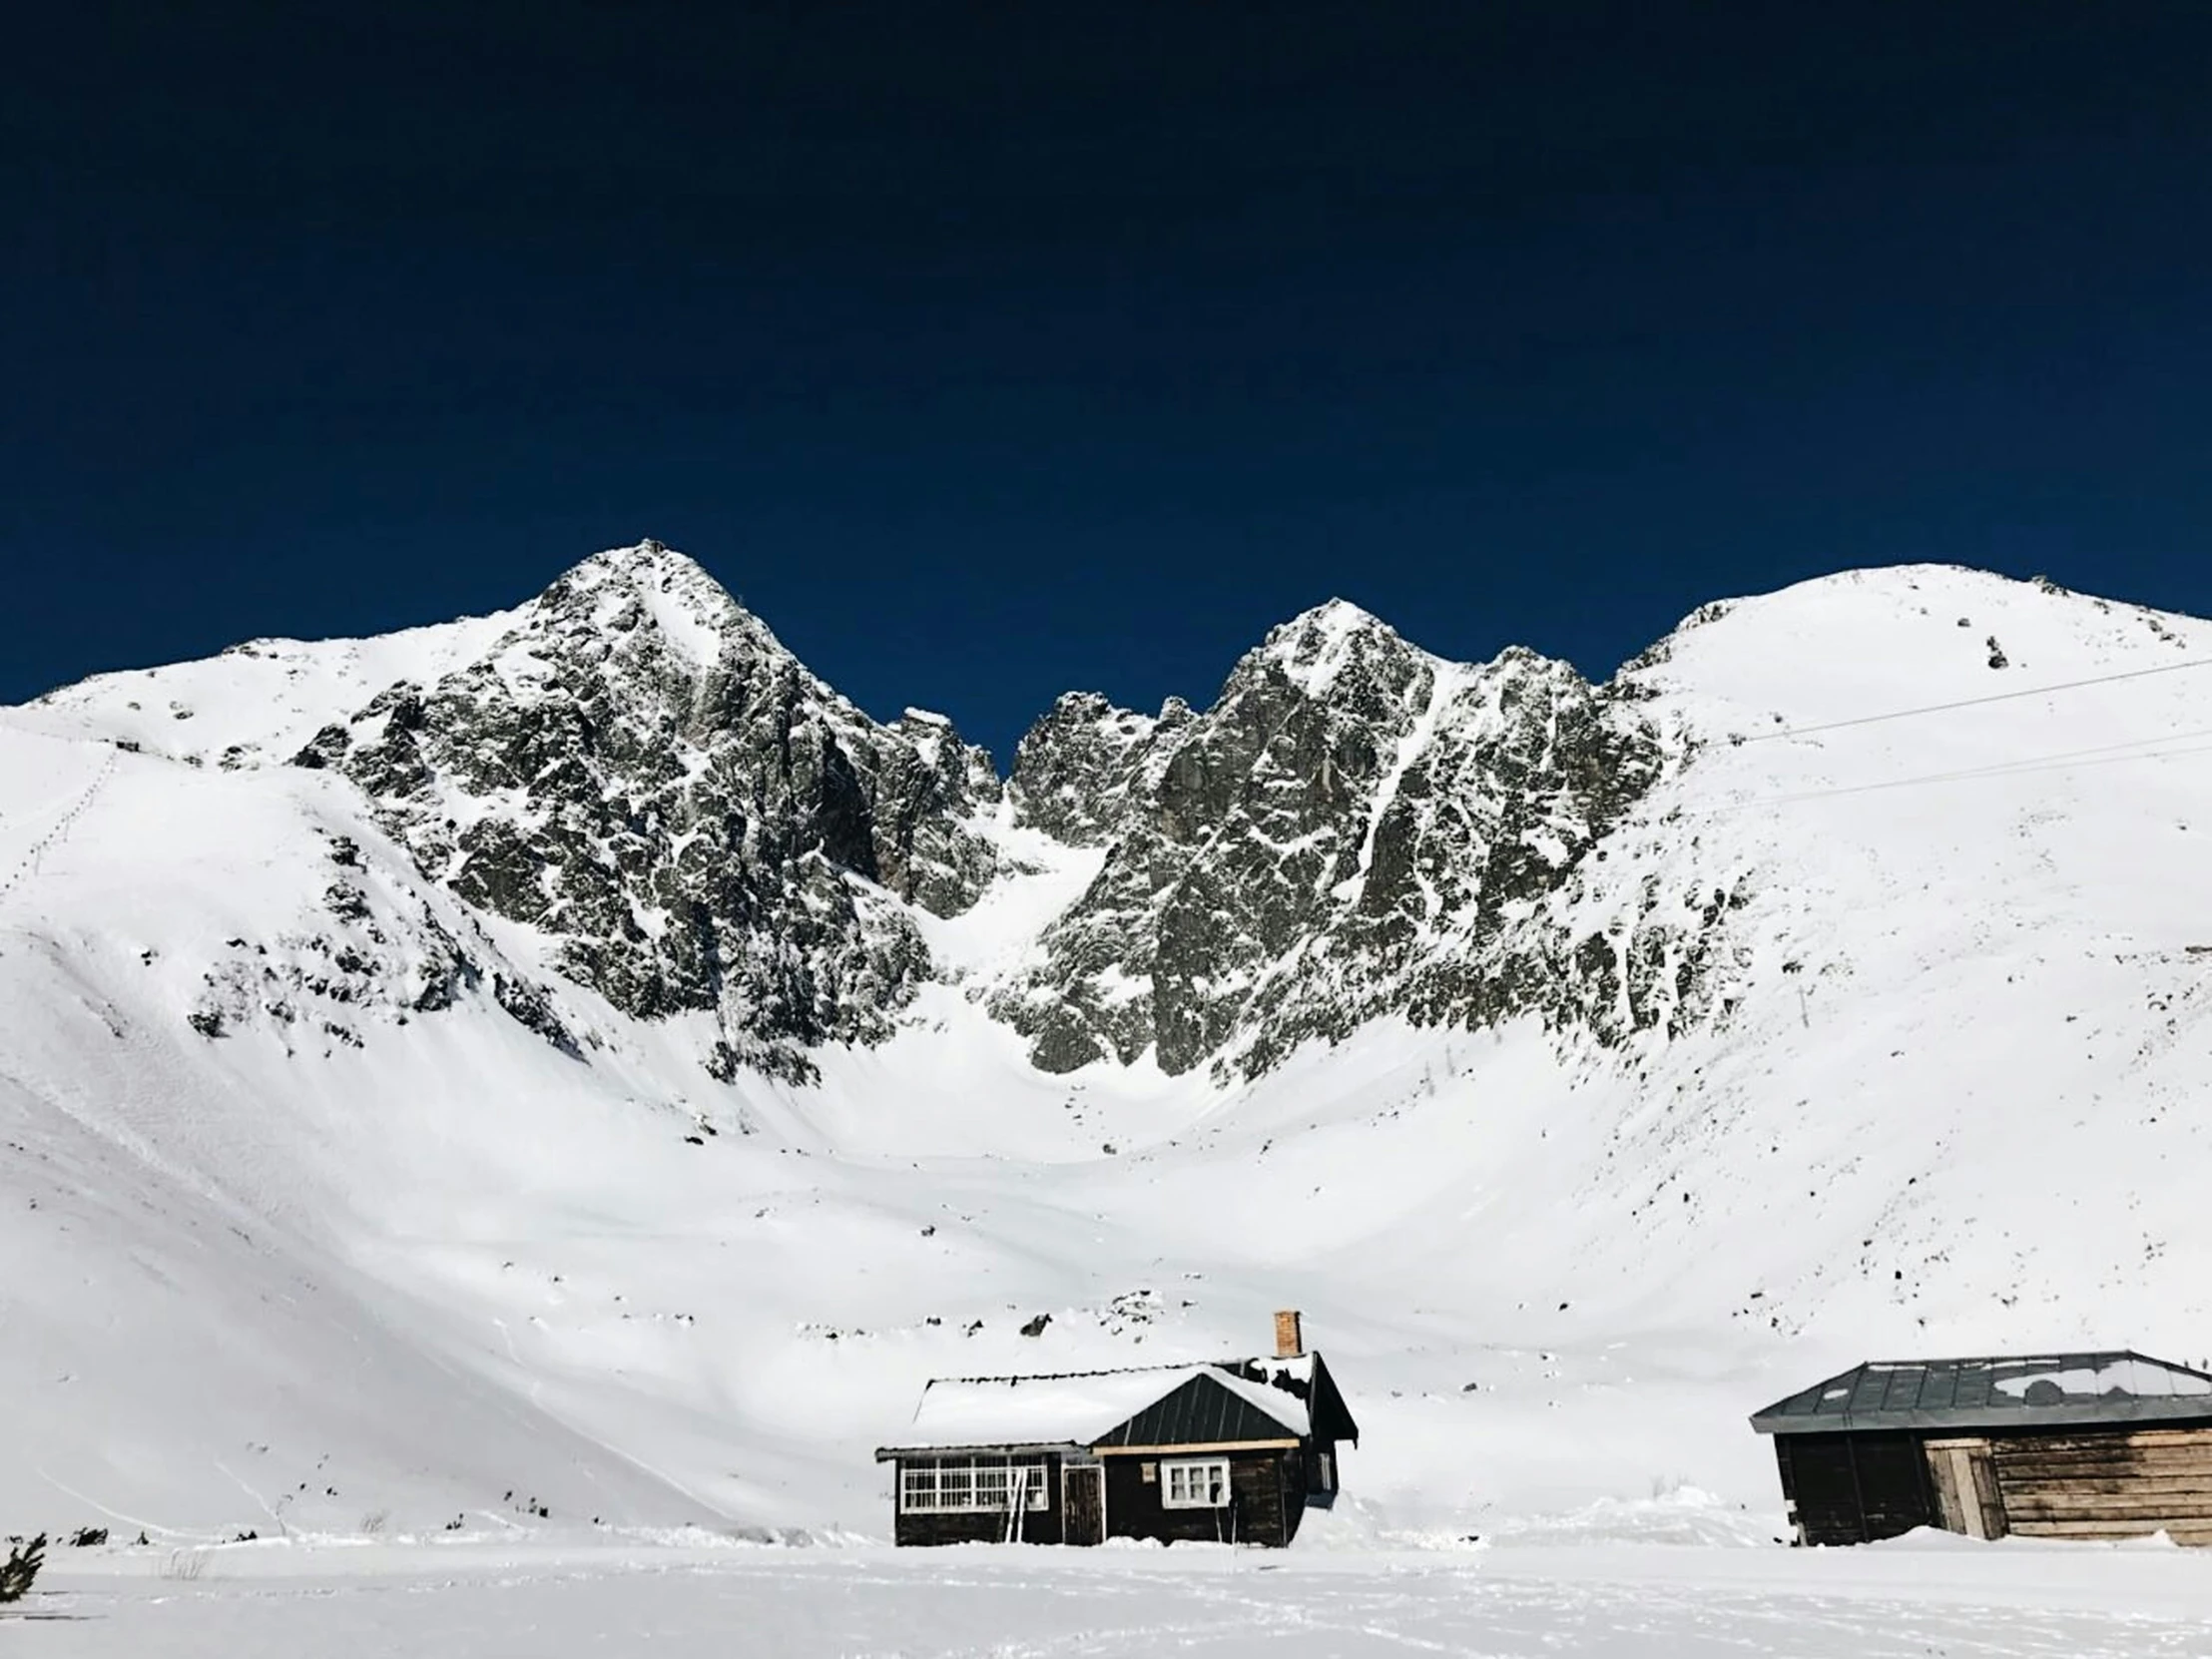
[1162,1457,1232,1509]
[899,1457,1050,1513]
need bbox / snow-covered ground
[21,1534,2212,1657]
[6,561,2212,1649]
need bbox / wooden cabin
[874,1311,1359,1547]
[1752,1350,2212,1546]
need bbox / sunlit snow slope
[5,556,2212,1546]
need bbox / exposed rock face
[272,547,1697,1084]
[292,542,998,1080]
[1006,693,1160,846]
[992,602,1673,1077]
[186,825,589,1064]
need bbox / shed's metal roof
[1751,1351,2212,1435]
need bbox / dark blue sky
[10,3,2212,763]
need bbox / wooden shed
[1752,1350,2212,1545]
[874,1315,1359,1547]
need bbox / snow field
[20,1537,2212,1658]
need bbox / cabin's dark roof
[1751,1351,2212,1435]
[1093,1372,1301,1448]
[874,1350,1360,1457]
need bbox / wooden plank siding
[891,1453,1066,1548]
[1777,1423,2212,1546]
[1774,1430,1935,1546]
[1988,1426,2212,1543]
[1099,1447,1304,1547]
[1923,1438,2007,1539]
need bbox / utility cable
[1739,656,2212,744]
[1672,728,2212,819]
[1757,735,2212,809]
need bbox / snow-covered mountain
[7,544,2212,1546]
[995,601,1668,1078]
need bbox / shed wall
[1773,1431,1934,1546]
[1989,1425,2212,1544]
[1774,1421,2212,1547]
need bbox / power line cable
[1670,728,2212,819]
[1739,656,2212,744]
[1756,735,2212,809]
[1650,720,2212,823]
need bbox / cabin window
[1161,1458,1232,1508]
[899,1458,1049,1512]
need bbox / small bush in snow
[0,1534,46,1603]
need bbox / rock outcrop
[292,542,999,1080]
[992,602,1673,1077]
[223,545,1718,1083]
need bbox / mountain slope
[6,551,2212,1544]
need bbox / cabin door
[1062,1461,1104,1545]
[1925,1438,2008,1539]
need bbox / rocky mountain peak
[71,549,2212,1112]
[531,539,806,690]
[1008,692,1159,846]
[289,542,1000,1081]
[98,545,1700,1086]
[990,619,1673,1077]
[1247,597,1431,700]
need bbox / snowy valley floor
[18,1536,2212,1658]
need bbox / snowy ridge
[11,606,523,771]
[4,549,2212,1562]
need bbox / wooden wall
[1773,1431,1934,1546]
[1774,1422,2212,1547]
[1988,1425,2212,1544]
[1924,1438,2007,1539]
[890,1453,1065,1548]
[1308,1437,1339,1508]
[893,1443,1325,1548]
[1284,1445,1309,1538]
[1100,1448,1302,1547]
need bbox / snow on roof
[1203,1365,1314,1437]
[884,1358,1313,1452]
[1751,1351,2212,1435]
[1990,1356,2212,1401]
[1225,1351,1320,1396]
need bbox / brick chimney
[1274,1309,1305,1359]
